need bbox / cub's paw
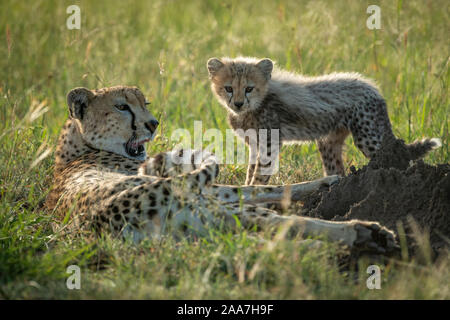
[349,221,399,255]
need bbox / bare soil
[302,135,449,256]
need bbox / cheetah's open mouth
[125,137,150,158]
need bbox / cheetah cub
[207,56,441,185]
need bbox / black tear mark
[126,107,137,131]
[119,104,137,131]
[129,110,137,130]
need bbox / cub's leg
[245,145,257,185]
[350,99,391,158]
[250,130,279,185]
[317,128,349,176]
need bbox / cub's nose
[234,101,244,109]
[145,119,159,133]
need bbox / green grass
[0,0,448,299]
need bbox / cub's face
[207,57,273,114]
[67,86,159,161]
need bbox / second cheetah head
[207,56,273,114]
[66,85,159,161]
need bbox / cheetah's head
[67,86,159,161]
[207,57,273,114]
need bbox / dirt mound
[302,135,449,255]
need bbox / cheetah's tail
[406,137,442,160]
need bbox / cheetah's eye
[115,104,129,111]
[224,86,233,93]
[245,87,254,93]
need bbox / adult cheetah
[45,85,397,253]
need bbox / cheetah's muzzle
[125,135,149,158]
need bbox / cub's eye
[245,87,254,93]
[224,86,233,93]
[115,104,129,111]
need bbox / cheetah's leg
[166,200,397,254]
[118,188,397,255]
[226,204,398,254]
[204,175,340,204]
[317,128,349,176]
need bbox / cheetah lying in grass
[45,85,398,254]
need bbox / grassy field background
[0,0,448,299]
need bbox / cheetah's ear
[207,58,224,77]
[67,87,95,120]
[256,58,273,80]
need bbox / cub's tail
[406,137,442,160]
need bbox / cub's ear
[207,58,224,77]
[67,87,94,120]
[256,58,273,80]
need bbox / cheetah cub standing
[207,56,441,185]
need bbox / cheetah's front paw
[138,152,171,177]
[138,148,216,178]
[349,221,399,255]
[321,175,340,187]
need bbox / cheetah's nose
[145,119,159,133]
[234,101,244,109]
